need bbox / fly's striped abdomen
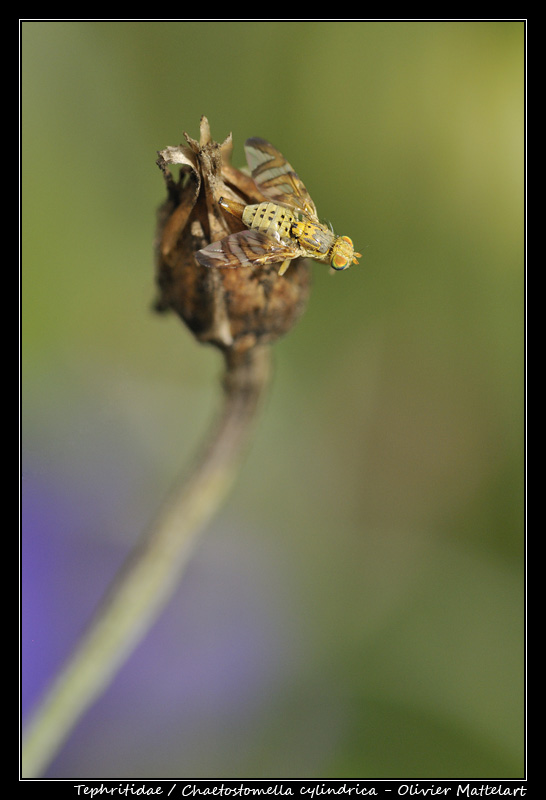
[242,202,295,243]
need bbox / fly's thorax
[242,202,295,240]
[292,218,334,257]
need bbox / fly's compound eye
[331,254,350,270]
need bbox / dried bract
[154,117,311,356]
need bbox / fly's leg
[278,259,293,276]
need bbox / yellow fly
[196,137,361,276]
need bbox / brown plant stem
[22,345,272,778]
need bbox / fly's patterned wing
[196,229,298,269]
[245,138,318,219]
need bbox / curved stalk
[22,345,272,778]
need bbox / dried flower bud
[154,117,311,356]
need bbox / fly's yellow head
[331,235,361,271]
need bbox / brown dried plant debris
[154,116,311,356]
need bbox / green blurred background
[21,21,524,779]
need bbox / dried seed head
[154,117,311,356]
